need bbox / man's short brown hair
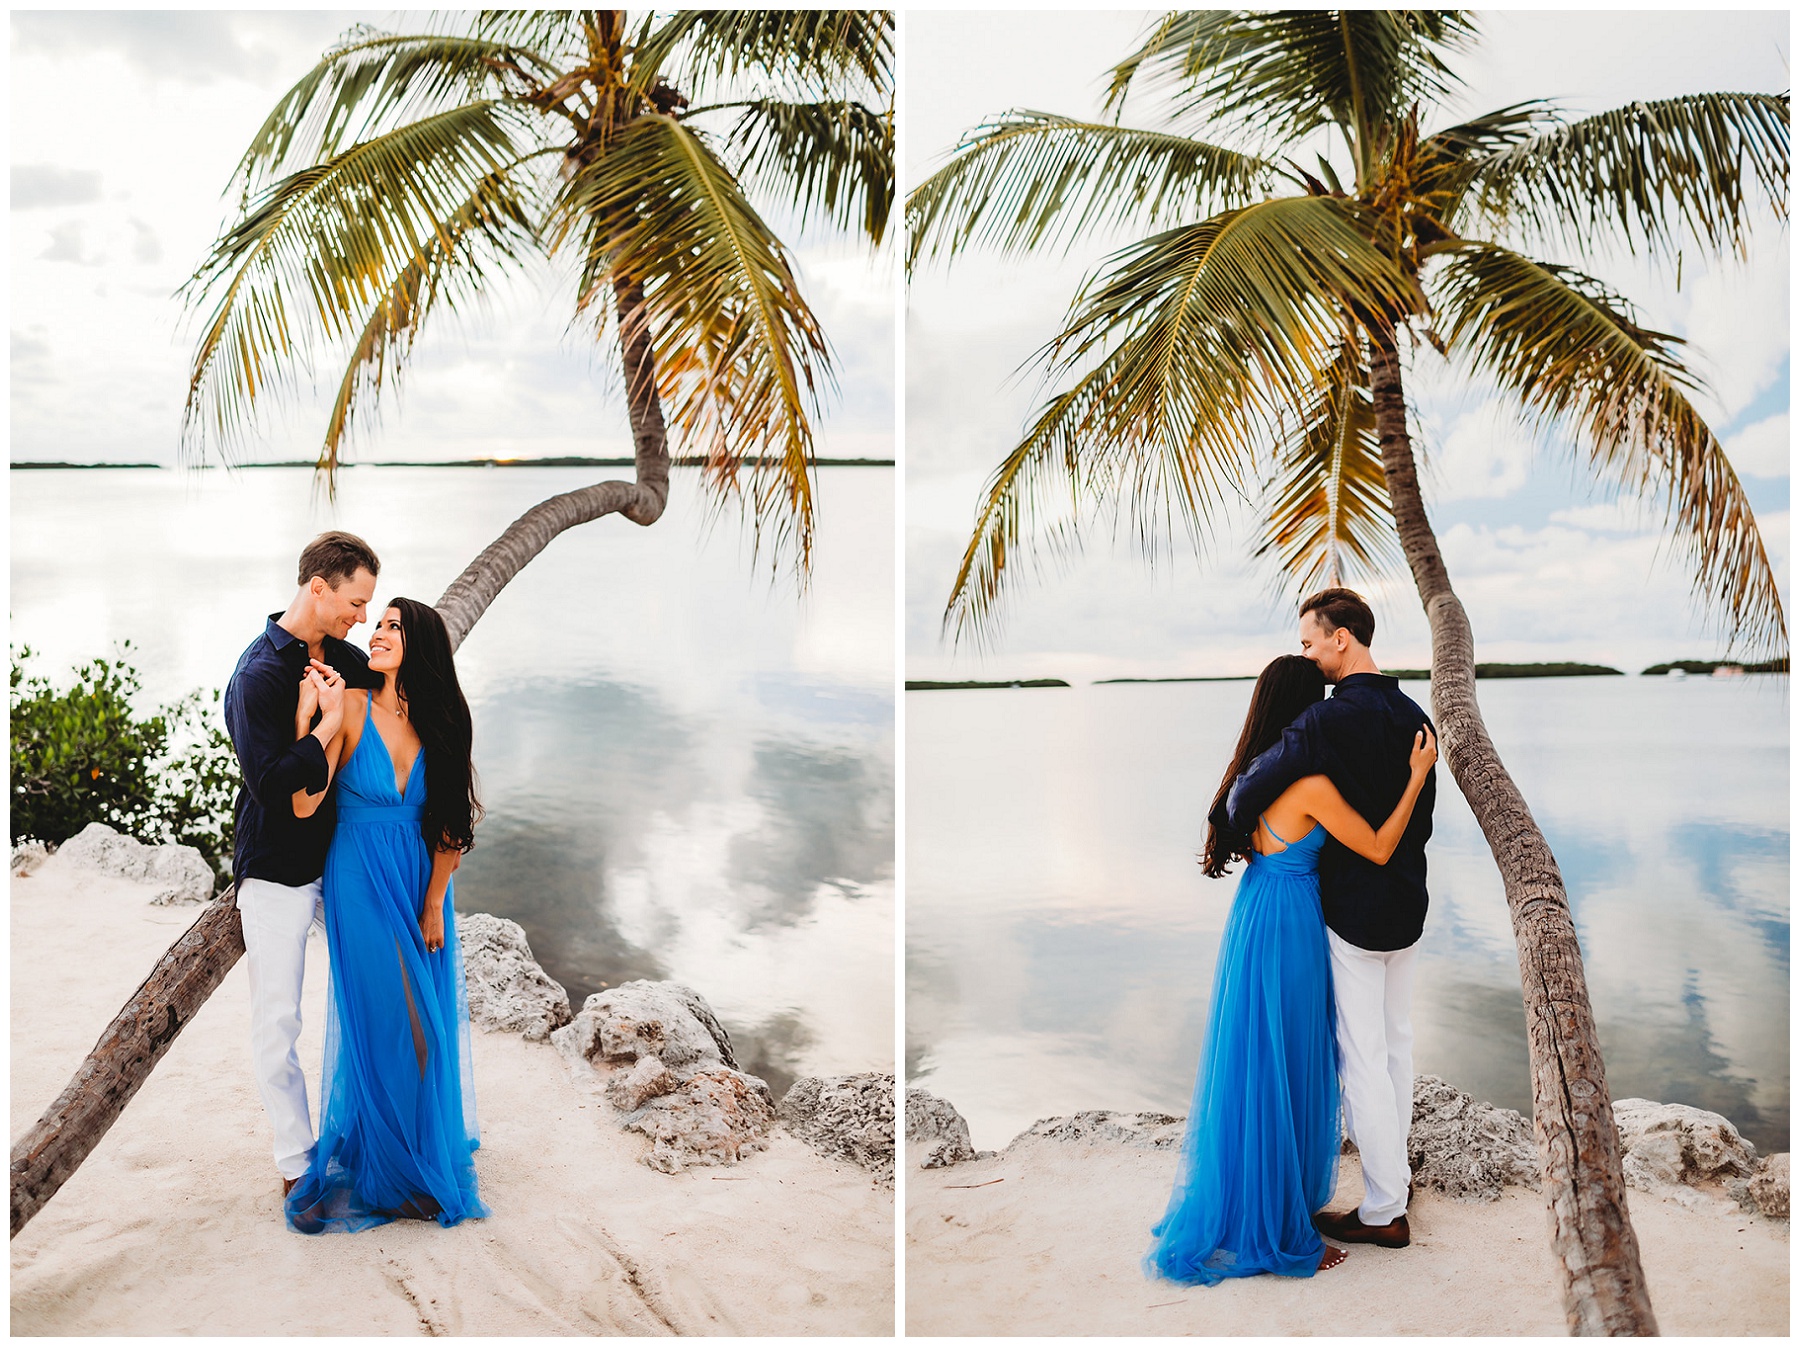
[1299,586,1375,648]
[296,531,380,588]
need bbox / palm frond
[319,158,548,478]
[1254,337,1399,591]
[634,9,892,103]
[1464,92,1789,257]
[1105,10,1478,167]
[232,28,557,197]
[182,100,534,462]
[906,111,1279,271]
[945,194,1414,642]
[554,112,832,568]
[1433,242,1786,656]
[721,98,893,245]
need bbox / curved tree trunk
[10,279,673,1236]
[438,277,671,648]
[1368,329,1657,1336]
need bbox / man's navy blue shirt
[1210,673,1436,951]
[224,616,379,888]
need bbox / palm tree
[184,8,892,641]
[909,10,1785,1335]
[11,8,891,1238]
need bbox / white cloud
[1422,398,1538,501]
[1722,412,1790,480]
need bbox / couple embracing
[224,531,487,1235]
[1149,587,1437,1284]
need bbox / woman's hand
[1410,725,1438,778]
[420,904,445,954]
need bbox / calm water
[11,465,894,1096]
[907,677,1789,1153]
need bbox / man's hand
[310,662,347,720]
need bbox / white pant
[1328,929,1418,1225]
[237,876,326,1179]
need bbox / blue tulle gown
[284,709,487,1234]
[1146,819,1340,1284]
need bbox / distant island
[11,456,894,470]
[905,679,1071,691]
[1094,675,1253,684]
[1381,662,1624,679]
[1641,658,1788,675]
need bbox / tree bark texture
[1368,329,1658,1336]
[436,277,671,649]
[13,280,676,1238]
[10,889,247,1236]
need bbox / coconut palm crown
[910,10,1786,657]
[182,9,894,573]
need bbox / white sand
[905,1134,1788,1335]
[11,856,893,1336]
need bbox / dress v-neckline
[363,696,420,801]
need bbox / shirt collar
[1334,671,1398,689]
[263,615,304,656]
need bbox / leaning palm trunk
[437,278,672,648]
[1370,331,1657,1336]
[10,285,677,1236]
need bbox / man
[1211,586,1435,1250]
[224,530,382,1195]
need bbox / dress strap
[1259,813,1292,847]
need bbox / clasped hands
[295,658,347,733]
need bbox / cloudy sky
[10,11,894,467]
[905,10,1790,678]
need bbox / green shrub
[9,644,238,883]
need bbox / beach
[11,853,893,1336]
[905,1125,1788,1335]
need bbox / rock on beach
[457,911,573,1042]
[48,823,215,904]
[552,980,776,1172]
[781,1072,897,1184]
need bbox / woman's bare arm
[291,679,356,819]
[419,846,459,953]
[1295,727,1437,865]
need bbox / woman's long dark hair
[1201,655,1325,877]
[384,597,482,854]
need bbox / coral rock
[1747,1153,1789,1220]
[606,1054,681,1112]
[11,840,49,877]
[626,1069,774,1173]
[1013,1110,1185,1152]
[58,823,214,904]
[1408,1075,1539,1201]
[550,980,772,1174]
[781,1074,895,1184]
[905,1089,980,1169]
[552,980,739,1075]
[457,912,572,1042]
[1613,1098,1757,1210]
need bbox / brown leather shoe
[1314,1207,1410,1248]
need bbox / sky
[9,11,895,467]
[904,10,1791,678]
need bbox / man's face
[1299,609,1347,682]
[311,567,376,640]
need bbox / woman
[1146,655,1434,1285]
[283,597,488,1234]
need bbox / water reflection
[907,679,1788,1153]
[11,466,896,1087]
